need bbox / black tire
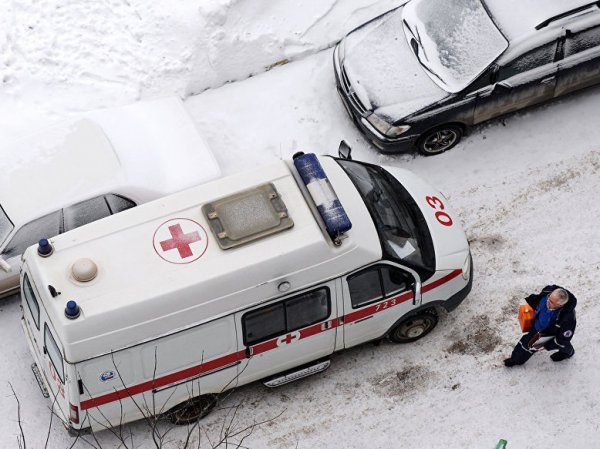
[417,125,463,156]
[389,310,438,343]
[167,394,217,425]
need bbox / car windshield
[336,159,435,276]
[402,0,508,93]
[0,205,13,247]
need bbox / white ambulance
[20,145,472,432]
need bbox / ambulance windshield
[0,205,13,247]
[337,159,435,276]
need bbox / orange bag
[518,304,535,333]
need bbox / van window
[44,324,65,383]
[243,288,331,346]
[336,159,435,278]
[348,265,413,309]
[285,290,330,331]
[23,273,40,329]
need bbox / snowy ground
[1,1,600,448]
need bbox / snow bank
[0,0,399,139]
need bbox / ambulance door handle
[245,346,253,358]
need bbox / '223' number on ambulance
[425,196,453,227]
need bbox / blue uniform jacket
[525,284,577,350]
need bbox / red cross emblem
[160,224,201,258]
[277,331,300,347]
[153,218,208,264]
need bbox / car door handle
[541,76,555,85]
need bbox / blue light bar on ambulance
[293,152,352,243]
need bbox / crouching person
[504,285,577,367]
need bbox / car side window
[564,26,600,57]
[105,194,136,214]
[2,211,61,258]
[348,265,413,308]
[242,288,330,346]
[63,196,111,232]
[466,66,496,92]
[498,41,558,81]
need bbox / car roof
[484,0,599,41]
[0,97,221,231]
[0,119,125,228]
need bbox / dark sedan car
[334,0,600,155]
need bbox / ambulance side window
[285,289,330,330]
[348,265,413,308]
[244,303,286,345]
[23,273,40,329]
[243,288,331,345]
[44,324,65,383]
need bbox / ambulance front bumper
[441,254,473,313]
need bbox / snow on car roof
[484,0,598,40]
[0,119,124,227]
[0,97,221,229]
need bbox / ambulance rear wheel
[167,394,217,425]
[389,310,438,343]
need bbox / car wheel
[389,310,438,343]
[417,125,463,156]
[167,394,217,425]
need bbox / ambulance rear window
[23,273,40,329]
[44,324,65,383]
[243,288,331,346]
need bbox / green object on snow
[495,439,507,449]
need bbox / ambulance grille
[202,183,294,249]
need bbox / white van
[20,145,472,432]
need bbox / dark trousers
[510,330,575,365]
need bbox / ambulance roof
[25,157,381,362]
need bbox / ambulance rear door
[21,272,70,423]
[235,281,338,385]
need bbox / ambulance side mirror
[0,257,11,273]
[338,140,352,160]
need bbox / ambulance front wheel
[167,394,217,425]
[389,310,438,343]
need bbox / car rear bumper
[333,45,419,153]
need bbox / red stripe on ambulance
[80,350,246,411]
[79,270,461,411]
